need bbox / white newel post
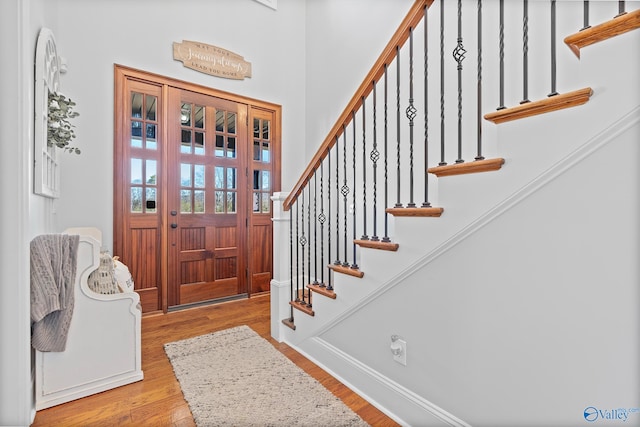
[270,192,291,342]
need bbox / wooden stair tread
[281,317,296,330]
[307,283,337,299]
[564,9,640,58]
[428,158,505,177]
[386,207,443,217]
[328,263,364,278]
[289,299,314,316]
[354,239,400,251]
[483,88,592,124]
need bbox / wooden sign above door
[173,40,252,80]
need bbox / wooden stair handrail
[283,0,433,211]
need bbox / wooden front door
[114,66,280,313]
[167,89,248,307]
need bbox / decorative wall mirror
[34,27,61,198]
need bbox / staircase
[271,1,640,425]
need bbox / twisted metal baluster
[521,0,530,104]
[406,27,417,207]
[497,0,506,110]
[342,125,350,267]
[371,82,380,239]
[318,163,326,287]
[549,0,559,97]
[382,65,391,242]
[453,0,467,164]
[395,46,403,208]
[582,1,591,30]
[475,0,485,161]
[423,5,432,207]
[440,0,447,165]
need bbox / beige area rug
[164,325,370,427]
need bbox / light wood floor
[32,294,400,426]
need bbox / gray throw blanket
[30,234,79,352]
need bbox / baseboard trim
[289,337,471,426]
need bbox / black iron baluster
[549,0,559,97]
[300,189,307,304]
[327,149,333,291]
[318,163,326,287]
[476,0,485,161]
[395,46,403,208]
[307,184,311,289]
[313,170,318,284]
[350,118,359,269]
[342,125,350,267]
[361,99,369,240]
[371,82,381,237]
[406,27,417,207]
[423,5,432,207]
[453,0,467,164]
[334,135,341,266]
[617,1,627,17]
[289,206,294,321]
[582,1,591,30]
[497,0,506,110]
[521,0,530,104]
[382,64,391,243]
[440,0,447,165]
[295,200,300,304]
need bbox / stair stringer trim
[295,104,640,339]
[289,336,472,427]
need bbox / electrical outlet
[391,337,407,366]
[394,339,407,365]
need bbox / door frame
[114,65,281,313]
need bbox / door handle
[171,223,178,229]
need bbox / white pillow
[113,256,135,293]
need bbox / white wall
[0,2,32,424]
[304,0,415,162]
[0,0,60,423]
[320,117,640,426]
